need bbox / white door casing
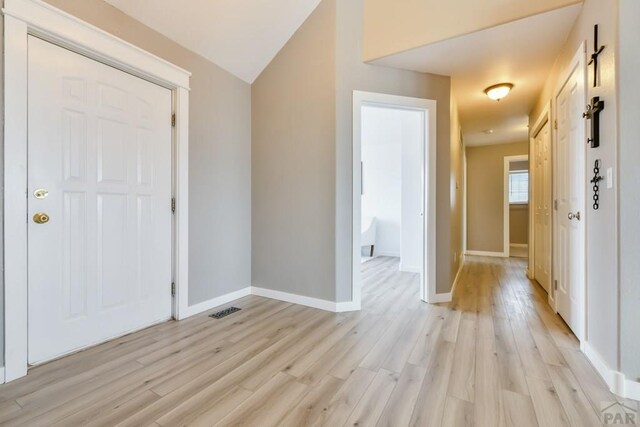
[27,36,173,364]
[352,91,437,306]
[554,52,586,341]
[3,0,190,383]
[534,120,552,292]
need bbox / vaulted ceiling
[104,0,322,83]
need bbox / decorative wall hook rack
[591,159,604,210]
[583,96,604,148]
[588,24,605,88]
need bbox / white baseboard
[375,251,400,257]
[181,287,252,318]
[465,250,507,258]
[335,300,361,313]
[426,262,463,304]
[509,243,528,249]
[451,262,463,296]
[428,292,452,304]
[179,285,361,318]
[582,341,640,400]
[398,263,421,273]
[251,286,339,312]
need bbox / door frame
[3,0,191,383]
[551,41,587,341]
[503,155,530,258]
[529,102,553,305]
[352,91,437,306]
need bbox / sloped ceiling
[104,0,322,83]
[370,4,582,146]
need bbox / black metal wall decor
[583,96,605,148]
[588,24,605,88]
[583,25,606,148]
[590,160,604,210]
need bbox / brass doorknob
[33,212,50,224]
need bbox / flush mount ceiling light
[484,83,514,101]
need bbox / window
[509,171,529,204]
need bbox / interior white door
[555,62,586,340]
[534,120,552,292]
[27,36,173,364]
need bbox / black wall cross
[588,24,605,88]
[583,97,605,148]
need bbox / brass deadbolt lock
[33,189,49,199]
[33,212,50,224]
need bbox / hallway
[0,257,635,426]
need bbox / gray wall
[466,142,529,253]
[252,0,337,300]
[335,0,453,298]
[509,205,529,245]
[618,0,640,382]
[530,0,620,373]
[252,0,456,301]
[37,0,253,306]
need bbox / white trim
[334,301,361,313]
[429,292,452,304]
[399,263,421,273]
[252,287,345,313]
[375,250,401,257]
[465,250,507,258]
[509,243,529,249]
[352,91,437,305]
[173,87,190,321]
[0,367,5,385]
[463,145,468,254]
[428,254,463,304]
[504,155,529,259]
[180,288,252,318]
[2,0,191,382]
[2,0,191,90]
[582,341,640,401]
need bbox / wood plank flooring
[0,256,636,426]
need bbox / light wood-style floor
[0,256,637,426]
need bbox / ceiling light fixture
[484,83,514,101]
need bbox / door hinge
[171,282,176,296]
[554,120,558,130]
[554,199,558,210]
[171,197,176,214]
[171,113,176,127]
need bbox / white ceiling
[104,0,322,83]
[371,4,582,146]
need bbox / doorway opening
[504,155,530,259]
[352,91,437,307]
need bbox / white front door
[534,120,552,292]
[27,36,173,364]
[555,61,586,340]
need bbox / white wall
[361,105,423,270]
[362,106,401,256]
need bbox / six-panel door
[27,36,173,364]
